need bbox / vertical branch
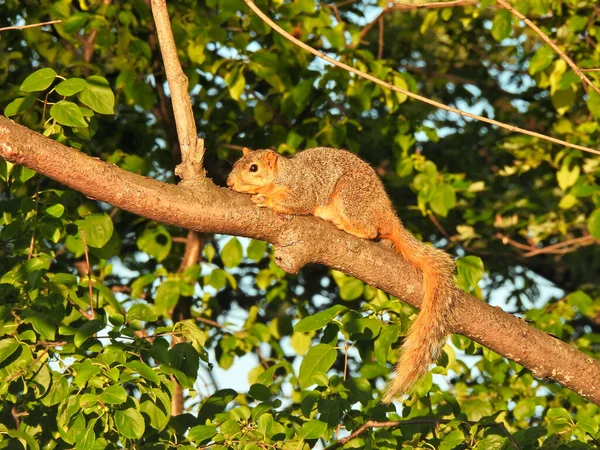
[80,230,95,318]
[150,0,205,181]
[171,231,204,415]
[377,16,384,59]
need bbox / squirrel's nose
[227,177,234,188]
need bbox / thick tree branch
[2,116,600,405]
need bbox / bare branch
[326,419,519,450]
[496,0,600,97]
[150,0,205,180]
[2,116,600,405]
[80,230,95,318]
[391,0,478,10]
[243,0,600,157]
[0,20,61,33]
[377,15,384,59]
[496,233,598,257]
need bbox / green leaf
[50,100,88,127]
[257,413,274,436]
[61,13,88,33]
[247,239,268,261]
[127,303,158,322]
[299,419,328,440]
[155,281,180,317]
[298,344,337,389]
[557,162,580,191]
[74,320,105,348]
[169,342,199,388]
[529,45,555,75]
[115,408,145,439]
[514,398,536,420]
[339,278,364,301]
[55,77,87,96]
[78,75,115,114]
[140,393,170,432]
[76,418,97,449]
[551,87,575,116]
[126,361,160,384]
[248,383,271,401]
[225,69,245,101]
[456,255,484,296]
[374,324,399,364]
[439,429,465,450]
[99,385,127,404]
[79,213,114,248]
[24,313,56,340]
[189,425,218,443]
[221,237,243,268]
[294,305,347,332]
[587,209,600,240]
[45,204,65,218]
[254,102,273,126]
[136,225,172,262]
[4,96,35,117]
[0,339,19,364]
[21,68,57,92]
[587,90,600,119]
[6,430,40,450]
[491,9,511,41]
[430,183,456,217]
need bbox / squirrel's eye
[249,164,258,173]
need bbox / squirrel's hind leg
[322,173,379,240]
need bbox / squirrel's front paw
[251,194,267,207]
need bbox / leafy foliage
[1,0,600,448]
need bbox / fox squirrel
[227,147,456,403]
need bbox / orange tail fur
[382,223,455,404]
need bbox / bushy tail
[382,223,456,404]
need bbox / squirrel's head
[227,148,279,193]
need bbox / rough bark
[1,116,600,405]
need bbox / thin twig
[343,339,349,381]
[392,0,478,10]
[0,20,61,33]
[496,0,600,97]
[327,3,343,24]
[28,178,40,260]
[80,230,95,318]
[326,419,519,450]
[523,235,596,257]
[333,0,360,8]
[243,0,600,157]
[428,212,451,240]
[581,68,600,72]
[495,232,536,252]
[377,16,384,60]
[221,143,250,152]
[495,233,597,257]
[197,316,225,328]
[67,296,94,320]
[354,7,390,46]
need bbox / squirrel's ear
[242,147,252,156]
[264,151,278,168]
